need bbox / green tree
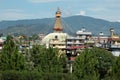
[0,35,26,71]
[73,48,115,80]
[30,45,66,73]
[112,56,120,80]
[31,34,39,40]
[30,45,44,69]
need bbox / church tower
[53,7,63,33]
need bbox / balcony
[110,45,120,48]
[66,42,84,45]
[67,37,85,40]
[84,40,95,43]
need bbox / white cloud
[76,10,86,16]
[89,7,107,12]
[61,9,72,17]
[0,9,34,21]
[3,9,24,13]
[28,0,60,3]
[117,20,120,22]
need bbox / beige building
[108,28,120,56]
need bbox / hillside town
[0,8,120,57]
[0,8,120,80]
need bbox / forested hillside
[0,15,120,36]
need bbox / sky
[0,0,120,22]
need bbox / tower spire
[53,7,63,33]
[57,7,60,12]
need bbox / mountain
[0,15,120,36]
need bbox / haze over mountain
[0,15,120,36]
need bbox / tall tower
[110,28,114,37]
[53,7,63,33]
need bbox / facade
[64,28,95,60]
[107,28,120,56]
[66,28,95,48]
[0,37,6,51]
[0,39,3,50]
[94,32,108,48]
[108,37,120,56]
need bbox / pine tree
[112,56,120,80]
[0,35,26,71]
[30,45,66,73]
[73,48,114,80]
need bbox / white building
[66,28,95,48]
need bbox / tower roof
[54,8,63,33]
[56,7,61,14]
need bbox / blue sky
[0,0,120,22]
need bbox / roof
[108,38,120,41]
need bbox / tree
[112,56,120,80]
[0,35,26,71]
[31,34,39,40]
[73,48,115,80]
[30,45,67,73]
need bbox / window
[55,35,58,39]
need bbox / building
[107,28,120,56]
[0,39,3,50]
[0,36,6,51]
[94,32,108,48]
[42,8,68,49]
[63,28,95,63]
[66,28,95,49]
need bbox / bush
[42,73,71,80]
[0,70,42,80]
[0,70,70,80]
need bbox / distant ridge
[0,15,120,36]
